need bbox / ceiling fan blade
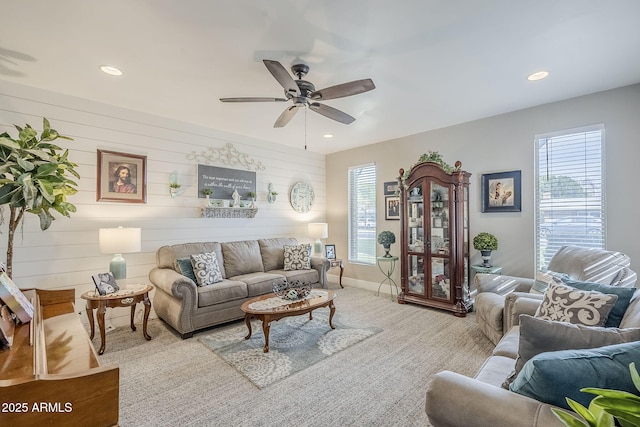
[309,102,355,124]
[263,60,300,97]
[274,105,300,128]
[219,97,288,102]
[310,78,375,101]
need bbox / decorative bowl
[273,280,312,301]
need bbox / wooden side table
[81,284,153,355]
[328,259,344,288]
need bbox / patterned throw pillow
[190,252,224,286]
[283,244,311,271]
[534,281,618,327]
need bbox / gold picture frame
[97,150,147,203]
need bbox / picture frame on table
[385,196,400,220]
[92,272,120,296]
[97,149,147,203]
[481,170,522,213]
[325,244,336,260]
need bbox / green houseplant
[0,118,79,278]
[552,362,640,427]
[377,230,396,258]
[473,232,498,267]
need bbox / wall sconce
[169,182,181,198]
[99,227,141,280]
[267,183,278,204]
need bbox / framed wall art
[383,181,398,196]
[325,244,336,260]
[97,150,147,203]
[385,196,400,220]
[481,170,521,212]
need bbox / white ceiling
[2,1,640,154]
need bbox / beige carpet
[96,285,494,426]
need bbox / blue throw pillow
[509,340,640,410]
[175,257,197,283]
[562,278,636,327]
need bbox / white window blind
[535,125,605,270]
[348,163,376,264]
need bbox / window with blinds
[348,163,376,265]
[535,125,605,270]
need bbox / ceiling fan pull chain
[304,108,308,151]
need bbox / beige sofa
[148,238,329,338]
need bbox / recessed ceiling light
[100,65,123,76]
[323,134,334,139]
[527,71,549,81]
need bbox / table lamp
[308,223,328,256]
[99,227,141,280]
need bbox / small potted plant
[473,232,498,267]
[169,182,181,198]
[201,188,212,206]
[377,231,396,258]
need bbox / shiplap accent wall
[0,81,326,326]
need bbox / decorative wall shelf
[201,207,258,219]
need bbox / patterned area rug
[198,309,382,388]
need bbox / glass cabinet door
[408,255,425,294]
[407,182,424,253]
[429,182,450,255]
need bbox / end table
[328,259,344,288]
[376,256,399,300]
[82,284,153,355]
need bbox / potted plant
[200,188,212,206]
[267,183,278,204]
[377,230,396,258]
[0,118,79,278]
[169,182,181,198]
[473,232,498,267]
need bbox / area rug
[198,309,382,388]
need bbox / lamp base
[109,254,127,280]
[314,239,323,256]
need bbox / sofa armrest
[310,256,330,289]
[426,371,564,427]
[475,274,535,295]
[149,267,198,307]
[503,292,544,331]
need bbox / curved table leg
[339,263,344,288]
[97,302,107,355]
[244,314,253,340]
[130,305,137,332]
[261,317,271,353]
[142,293,152,340]
[85,303,95,340]
[328,301,336,329]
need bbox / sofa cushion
[506,314,640,388]
[197,279,248,307]
[160,242,225,277]
[175,257,197,283]
[190,252,223,286]
[258,238,298,272]
[221,240,264,278]
[531,270,569,295]
[230,272,285,297]
[272,268,320,285]
[534,281,618,327]
[561,278,636,327]
[283,244,312,271]
[509,340,640,410]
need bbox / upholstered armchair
[474,246,637,344]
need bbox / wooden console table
[82,284,153,355]
[0,289,119,426]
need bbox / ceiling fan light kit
[220,59,375,128]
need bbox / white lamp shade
[99,227,141,254]
[308,223,328,239]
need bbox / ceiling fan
[220,59,375,128]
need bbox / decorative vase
[481,250,492,267]
[169,188,178,198]
[204,194,211,207]
[383,245,392,258]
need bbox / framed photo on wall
[385,196,400,220]
[325,244,336,260]
[481,170,521,212]
[97,150,147,203]
[383,181,398,196]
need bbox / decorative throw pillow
[283,244,312,271]
[561,278,636,328]
[190,252,224,286]
[503,314,640,389]
[534,281,618,327]
[509,340,640,410]
[175,257,198,283]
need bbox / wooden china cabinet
[397,160,472,316]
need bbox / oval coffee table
[240,290,336,353]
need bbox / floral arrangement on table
[273,280,312,301]
[377,231,396,258]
